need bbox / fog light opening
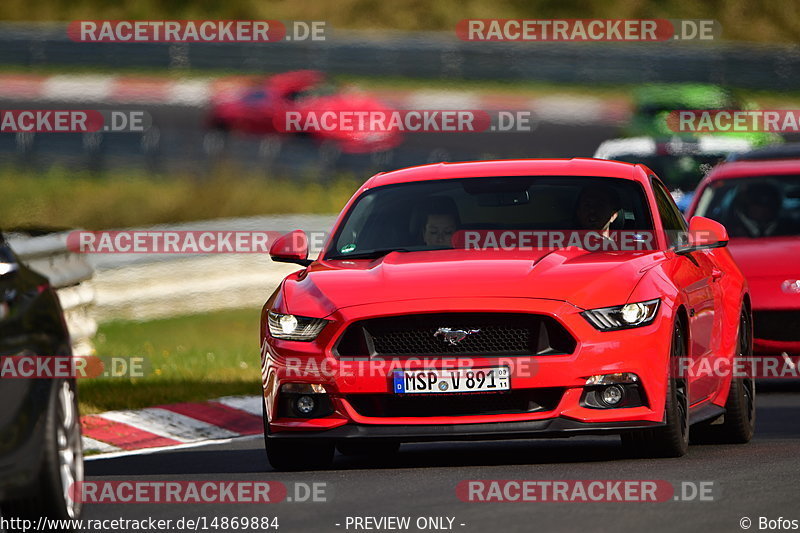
[600,384,625,407]
[295,395,316,415]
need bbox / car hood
[728,237,800,279]
[282,248,666,317]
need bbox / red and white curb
[81,395,263,458]
[0,73,630,125]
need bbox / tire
[262,400,334,471]
[336,440,400,457]
[692,310,756,444]
[1,379,84,528]
[621,320,689,458]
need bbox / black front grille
[754,311,800,342]
[346,388,564,418]
[335,313,576,358]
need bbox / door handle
[711,268,724,282]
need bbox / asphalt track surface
[81,383,800,533]
[0,100,619,176]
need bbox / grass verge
[78,307,262,415]
[0,166,360,230]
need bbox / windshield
[326,176,654,259]
[287,82,338,102]
[694,176,800,238]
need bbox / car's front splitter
[266,416,665,443]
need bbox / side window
[651,177,688,248]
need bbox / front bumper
[753,338,800,356]
[752,307,800,355]
[262,297,676,438]
[266,417,664,442]
[748,280,800,355]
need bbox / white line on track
[85,434,262,461]
[99,408,238,442]
[82,436,122,454]
[214,395,262,417]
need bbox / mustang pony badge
[434,327,481,345]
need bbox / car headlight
[267,311,328,341]
[581,299,660,331]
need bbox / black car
[726,142,800,162]
[0,233,83,524]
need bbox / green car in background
[593,135,755,211]
[624,83,781,147]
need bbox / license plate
[393,366,510,394]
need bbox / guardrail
[86,214,335,322]
[1,24,799,90]
[8,231,97,356]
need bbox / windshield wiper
[328,248,412,260]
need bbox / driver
[729,182,783,238]
[575,184,622,235]
[421,198,460,248]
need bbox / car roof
[727,142,800,162]
[705,159,800,182]
[594,136,753,159]
[633,83,734,107]
[267,70,324,92]
[365,158,642,188]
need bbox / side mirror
[269,230,312,266]
[676,216,729,255]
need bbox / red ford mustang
[261,159,754,470]
[687,158,800,356]
[208,70,402,154]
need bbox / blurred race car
[0,234,83,522]
[208,70,402,154]
[623,83,779,147]
[261,159,753,470]
[687,159,800,356]
[593,135,754,211]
